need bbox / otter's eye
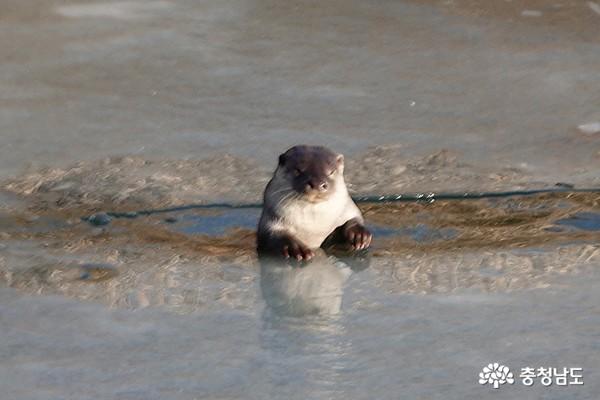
[328,169,335,176]
[293,168,302,176]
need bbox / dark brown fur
[257,145,372,260]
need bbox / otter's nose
[306,179,328,192]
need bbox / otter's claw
[282,238,315,261]
[344,224,372,250]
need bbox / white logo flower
[479,363,515,389]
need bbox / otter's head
[277,145,345,203]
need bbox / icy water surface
[1,245,600,400]
[1,0,600,186]
[1,191,600,399]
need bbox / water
[167,207,458,243]
[557,212,600,232]
[1,0,600,398]
[1,259,599,400]
[2,193,600,398]
[1,0,599,187]
[177,208,261,236]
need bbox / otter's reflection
[258,250,370,399]
[259,248,370,317]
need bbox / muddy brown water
[1,192,598,297]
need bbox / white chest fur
[262,171,363,249]
[277,199,344,247]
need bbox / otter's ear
[278,153,286,166]
[336,154,344,172]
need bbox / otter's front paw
[281,238,315,261]
[344,224,372,250]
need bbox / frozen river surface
[1,270,599,400]
[0,0,599,185]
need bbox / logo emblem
[479,363,515,389]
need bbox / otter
[257,145,372,260]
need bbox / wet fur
[257,146,368,258]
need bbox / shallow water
[1,257,599,400]
[1,0,600,398]
[169,207,459,242]
[557,212,600,232]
